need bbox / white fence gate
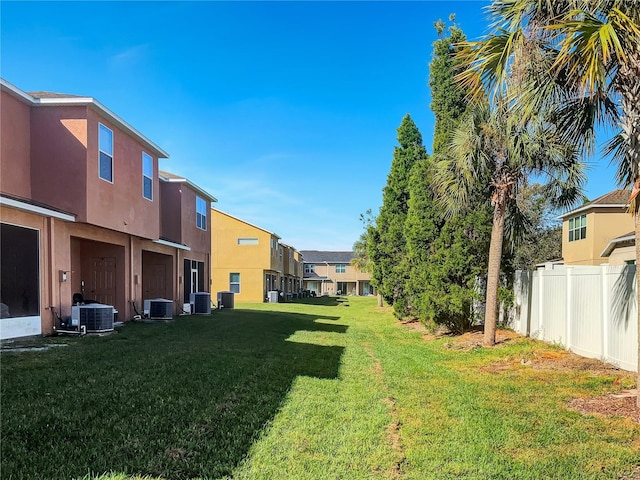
[513,265,638,372]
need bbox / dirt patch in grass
[567,391,639,423]
[438,327,519,350]
[397,318,428,332]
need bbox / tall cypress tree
[369,114,427,317]
[405,17,492,331]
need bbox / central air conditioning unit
[190,292,211,314]
[144,298,173,319]
[268,290,279,303]
[217,291,235,309]
[71,304,114,333]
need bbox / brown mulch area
[398,321,640,424]
[568,391,639,423]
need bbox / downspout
[47,217,56,332]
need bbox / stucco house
[600,231,635,265]
[0,79,216,339]
[210,208,302,302]
[560,189,634,266]
[300,250,375,296]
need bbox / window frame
[568,214,587,242]
[335,264,346,273]
[229,272,240,293]
[98,123,114,183]
[304,264,315,274]
[142,152,153,201]
[196,196,207,231]
[237,238,259,245]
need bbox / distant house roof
[300,250,354,263]
[601,231,635,257]
[28,91,86,99]
[0,78,169,159]
[302,271,332,282]
[559,189,630,219]
[159,170,217,202]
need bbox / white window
[98,123,113,182]
[238,238,259,245]
[196,196,207,230]
[335,264,346,273]
[142,152,153,200]
[304,264,315,274]
[568,214,586,242]
[229,273,240,293]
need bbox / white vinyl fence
[513,265,638,372]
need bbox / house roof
[29,91,85,99]
[159,170,217,202]
[210,208,281,240]
[1,193,76,222]
[1,78,169,159]
[300,250,354,263]
[303,272,332,282]
[600,231,635,257]
[559,189,630,219]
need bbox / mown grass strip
[1,296,638,479]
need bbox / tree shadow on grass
[0,309,347,479]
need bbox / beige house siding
[301,251,374,296]
[607,245,635,266]
[562,204,633,266]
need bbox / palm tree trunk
[633,204,640,410]
[619,51,640,407]
[484,200,507,347]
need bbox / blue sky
[1,1,619,250]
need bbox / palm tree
[454,0,640,402]
[434,98,584,347]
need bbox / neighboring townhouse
[280,242,303,297]
[0,79,216,339]
[159,171,217,308]
[211,208,303,302]
[300,250,375,296]
[600,231,635,265]
[560,189,633,266]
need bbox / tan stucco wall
[607,245,635,266]
[0,90,32,198]
[562,208,633,265]
[211,209,274,302]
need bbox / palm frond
[604,129,636,187]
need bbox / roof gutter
[600,234,635,258]
[558,204,628,219]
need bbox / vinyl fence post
[538,269,544,340]
[566,267,572,350]
[601,266,609,364]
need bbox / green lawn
[1,296,638,479]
